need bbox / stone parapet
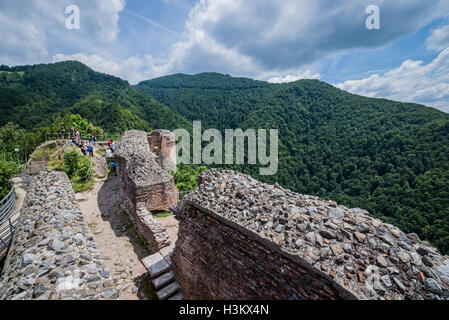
[171,169,449,300]
[0,171,116,300]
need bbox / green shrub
[0,159,19,199]
[63,148,80,178]
[170,164,207,192]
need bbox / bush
[63,148,80,178]
[170,164,207,192]
[0,159,19,199]
[77,156,93,179]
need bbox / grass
[96,148,106,156]
[135,273,158,300]
[72,177,94,193]
[47,158,64,171]
[152,211,173,218]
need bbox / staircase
[141,247,183,300]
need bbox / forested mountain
[137,73,274,131]
[136,74,449,254]
[1,61,448,254]
[0,61,189,133]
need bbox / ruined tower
[148,129,177,173]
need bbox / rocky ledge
[0,171,116,300]
[176,169,449,300]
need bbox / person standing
[70,127,75,139]
[91,134,97,146]
[60,126,66,140]
[87,144,94,158]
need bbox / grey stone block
[142,253,171,278]
[156,282,180,300]
[168,292,184,300]
[152,271,175,289]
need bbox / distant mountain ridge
[136,72,449,254]
[0,61,190,132]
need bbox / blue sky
[1,0,449,112]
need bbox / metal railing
[0,213,19,260]
[0,186,17,260]
[44,133,122,143]
[0,186,15,226]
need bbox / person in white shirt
[105,148,112,157]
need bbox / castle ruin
[170,169,449,300]
[114,130,178,252]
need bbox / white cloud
[427,24,449,51]
[267,72,321,83]
[335,48,449,112]
[177,0,449,71]
[53,52,169,84]
[0,0,125,66]
[4,0,449,114]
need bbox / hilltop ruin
[171,169,449,300]
[114,130,178,251]
[1,131,448,300]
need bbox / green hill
[0,61,190,133]
[136,73,449,254]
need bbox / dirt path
[77,173,154,300]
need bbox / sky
[1,0,449,112]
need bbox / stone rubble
[175,169,449,300]
[0,171,116,300]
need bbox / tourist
[60,126,65,140]
[71,136,79,147]
[105,148,112,158]
[87,144,94,157]
[111,141,116,153]
[90,134,96,146]
[70,127,75,139]
[80,142,87,156]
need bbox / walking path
[76,172,180,300]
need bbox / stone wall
[171,169,449,300]
[0,171,116,300]
[115,130,176,251]
[148,129,177,173]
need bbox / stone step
[152,270,175,290]
[168,292,184,300]
[141,253,171,278]
[156,282,180,300]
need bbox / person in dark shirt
[80,143,87,156]
[61,126,66,140]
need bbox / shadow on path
[97,172,151,260]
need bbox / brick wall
[170,169,449,300]
[171,201,355,300]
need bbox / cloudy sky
[2,0,449,112]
